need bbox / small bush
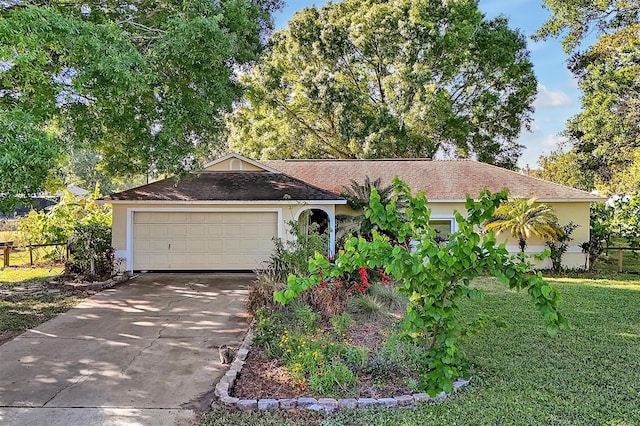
[68,222,113,279]
[293,303,319,333]
[364,354,399,379]
[308,360,357,397]
[246,276,286,314]
[348,294,387,320]
[380,333,430,376]
[368,283,407,310]
[253,307,287,358]
[330,312,353,337]
[341,345,368,372]
[262,221,328,283]
[300,278,351,319]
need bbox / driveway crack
[121,317,177,375]
[42,373,92,407]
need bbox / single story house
[101,153,603,272]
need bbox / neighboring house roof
[102,171,345,203]
[264,159,604,202]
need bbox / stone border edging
[213,321,471,413]
[48,272,132,291]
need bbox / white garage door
[133,211,278,270]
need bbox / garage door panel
[207,240,224,250]
[168,226,187,237]
[223,224,242,235]
[133,211,278,270]
[187,225,205,236]
[186,240,205,251]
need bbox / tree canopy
[536,1,640,195]
[228,0,537,168]
[535,0,640,54]
[0,0,282,211]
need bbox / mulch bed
[232,312,417,400]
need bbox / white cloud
[541,133,567,147]
[534,84,573,108]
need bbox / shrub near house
[267,179,567,396]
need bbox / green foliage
[536,3,640,195]
[367,283,407,310]
[62,148,148,195]
[484,198,562,253]
[68,222,113,277]
[610,196,640,247]
[364,354,400,380]
[546,222,580,273]
[590,202,614,246]
[293,303,319,333]
[253,307,287,358]
[17,191,111,248]
[347,294,387,321]
[263,221,329,283]
[308,361,357,398]
[0,1,281,208]
[582,198,640,271]
[229,0,536,168]
[535,148,595,191]
[535,0,640,54]
[275,178,568,396]
[330,312,353,337]
[201,275,640,425]
[379,333,430,376]
[340,345,368,372]
[338,177,395,240]
[278,329,358,397]
[201,408,324,426]
[0,110,65,212]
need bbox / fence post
[618,249,623,273]
[29,246,33,266]
[3,247,9,267]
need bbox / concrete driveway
[0,273,252,426]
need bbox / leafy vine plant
[274,177,569,396]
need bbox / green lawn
[202,275,640,425]
[0,266,76,334]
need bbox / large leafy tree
[229,0,537,167]
[484,198,562,253]
[535,148,594,192]
[536,0,640,54]
[0,0,282,211]
[535,1,640,195]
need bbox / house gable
[202,153,279,172]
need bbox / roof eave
[98,199,347,205]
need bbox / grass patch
[0,266,63,285]
[0,266,75,333]
[205,275,640,425]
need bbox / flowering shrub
[275,178,568,396]
[276,329,357,396]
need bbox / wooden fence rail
[604,246,640,273]
[1,242,68,268]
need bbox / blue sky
[272,1,579,168]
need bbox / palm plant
[338,176,395,239]
[484,198,562,253]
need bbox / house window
[430,219,454,243]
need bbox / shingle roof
[263,159,603,202]
[102,171,344,202]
